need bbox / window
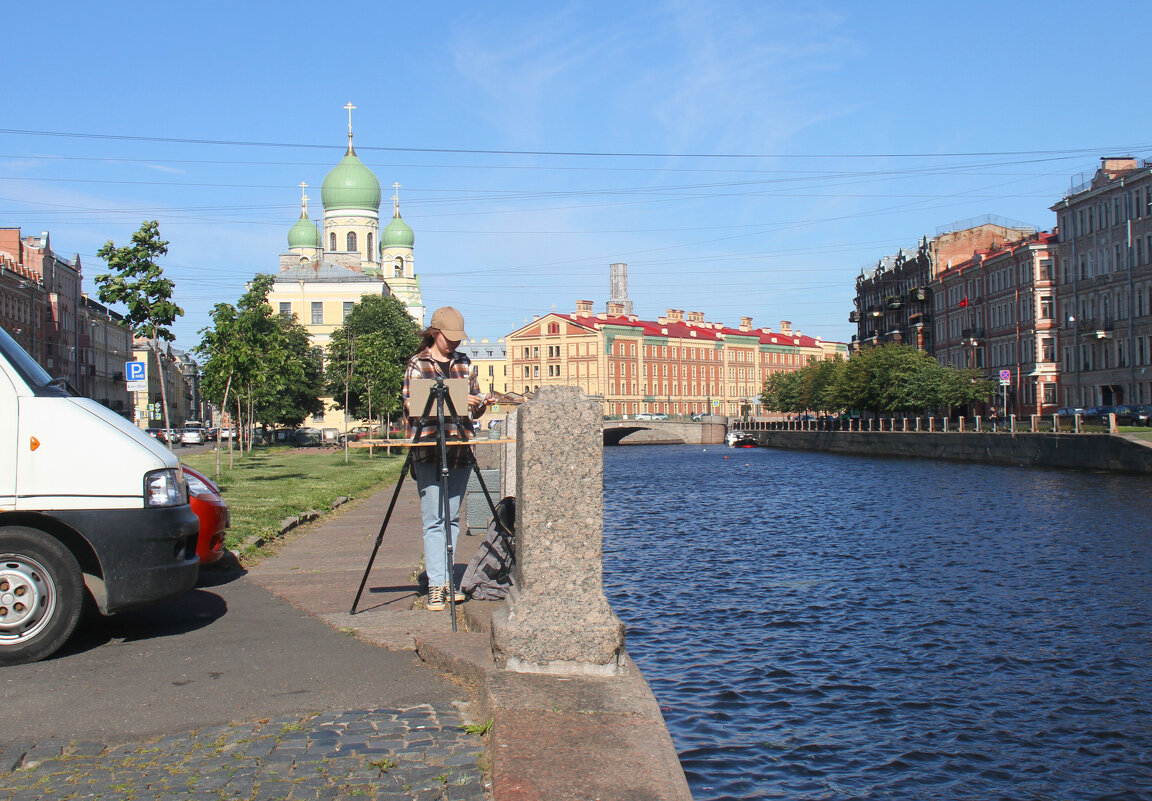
[311,302,323,325]
[329,232,337,251]
[347,232,357,252]
[279,302,292,317]
[343,301,354,321]
[394,257,404,277]
[367,233,373,258]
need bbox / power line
[2,126,1149,161]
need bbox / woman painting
[402,306,492,611]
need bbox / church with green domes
[269,114,425,353]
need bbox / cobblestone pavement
[0,704,488,801]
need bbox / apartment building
[933,233,1058,414]
[506,300,846,418]
[851,220,1035,354]
[1050,157,1152,408]
[0,227,134,417]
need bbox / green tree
[196,275,323,459]
[325,294,419,423]
[95,221,183,443]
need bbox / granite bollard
[490,385,625,675]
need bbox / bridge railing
[739,413,1119,435]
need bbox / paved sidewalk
[0,474,492,801]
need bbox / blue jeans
[411,461,471,588]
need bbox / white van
[0,327,200,664]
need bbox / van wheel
[0,527,83,666]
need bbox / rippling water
[602,444,1152,801]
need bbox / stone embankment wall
[754,431,1152,473]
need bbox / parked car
[1085,406,1117,422]
[635,413,668,421]
[345,425,378,442]
[182,464,229,566]
[180,428,205,447]
[154,428,182,444]
[294,427,323,447]
[1115,404,1152,426]
[1056,407,1087,418]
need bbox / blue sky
[3,1,1150,352]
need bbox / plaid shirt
[403,349,482,463]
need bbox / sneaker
[426,586,446,611]
[446,586,466,604]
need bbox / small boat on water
[726,431,759,448]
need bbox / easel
[349,377,501,632]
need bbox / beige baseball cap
[430,306,467,340]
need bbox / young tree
[196,275,323,460]
[95,221,183,445]
[326,294,419,422]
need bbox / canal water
[601,444,1152,801]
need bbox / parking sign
[126,360,147,390]
[999,369,1011,386]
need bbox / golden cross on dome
[392,182,401,215]
[298,181,309,215]
[344,102,356,135]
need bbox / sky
[3,1,1150,354]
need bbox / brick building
[851,220,1035,354]
[0,227,136,417]
[933,232,1058,415]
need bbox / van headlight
[144,468,187,507]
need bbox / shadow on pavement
[54,588,228,660]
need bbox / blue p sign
[126,361,146,383]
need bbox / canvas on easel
[407,377,471,420]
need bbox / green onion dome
[287,214,321,249]
[381,212,414,248]
[321,143,381,212]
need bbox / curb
[413,602,694,801]
[239,495,350,554]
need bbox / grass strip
[181,447,405,553]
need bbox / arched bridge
[602,419,727,446]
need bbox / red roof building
[506,300,847,418]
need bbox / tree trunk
[218,373,233,477]
[153,336,173,453]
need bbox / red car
[182,464,229,566]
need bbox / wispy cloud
[447,1,860,155]
[146,163,185,175]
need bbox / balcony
[849,310,861,323]
[868,307,883,318]
[908,311,930,325]
[907,287,927,302]
[1076,318,1113,339]
[961,327,985,345]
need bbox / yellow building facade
[506,300,847,417]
